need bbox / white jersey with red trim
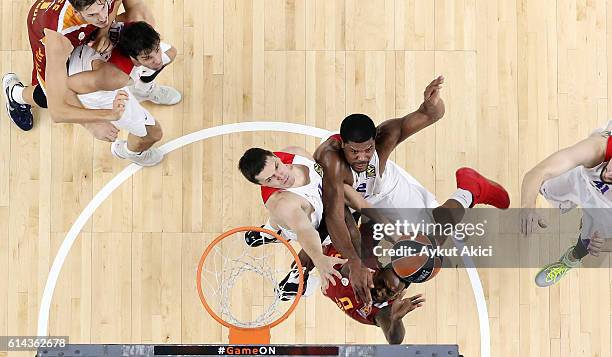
[540,121,612,240]
[265,155,324,241]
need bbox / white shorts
[67,45,156,137]
[366,161,439,226]
[541,167,612,240]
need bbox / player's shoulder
[583,132,609,159]
[265,190,302,211]
[314,139,344,169]
[280,146,313,160]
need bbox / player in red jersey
[321,243,425,344]
[2,0,153,139]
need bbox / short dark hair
[340,114,376,143]
[117,21,161,59]
[239,148,275,184]
[68,0,102,12]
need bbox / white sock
[10,85,26,104]
[450,189,473,209]
[124,142,139,155]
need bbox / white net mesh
[199,230,303,328]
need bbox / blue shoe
[2,73,33,131]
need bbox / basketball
[391,234,442,284]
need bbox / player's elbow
[524,166,551,184]
[165,46,178,63]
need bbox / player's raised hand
[421,75,445,120]
[390,292,425,321]
[348,260,374,306]
[111,90,129,120]
[314,255,347,291]
[587,231,605,257]
[520,208,548,236]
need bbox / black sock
[571,236,589,260]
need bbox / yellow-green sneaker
[534,246,580,287]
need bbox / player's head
[239,148,295,189]
[371,267,408,303]
[69,0,110,27]
[117,22,164,71]
[340,114,376,173]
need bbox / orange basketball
[391,234,442,283]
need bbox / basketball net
[197,227,304,344]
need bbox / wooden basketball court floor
[1,0,612,356]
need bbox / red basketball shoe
[456,167,510,209]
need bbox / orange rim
[196,226,304,331]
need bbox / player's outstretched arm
[376,76,445,159]
[43,29,126,124]
[319,154,374,305]
[520,135,607,235]
[270,197,346,290]
[375,293,425,344]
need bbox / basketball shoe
[534,246,580,287]
[456,167,510,209]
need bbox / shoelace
[545,265,569,283]
[151,86,170,102]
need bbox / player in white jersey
[314,76,511,305]
[63,22,181,166]
[238,146,370,299]
[521,121,612,287]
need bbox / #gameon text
[221,346,276,355]
[373,244,494,258]
[372,220,486,241]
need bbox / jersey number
[336,297,354,311]
[356,183,367,194]
[593,180,610,194]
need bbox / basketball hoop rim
[196,226,305,332]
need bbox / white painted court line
[37,122,490,357]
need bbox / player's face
[342,139,375,173]
[135,45,164,71]
[78,0,110,28]
[602,162,612,183]
[371,268,406,303]
[255,156,295,189]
